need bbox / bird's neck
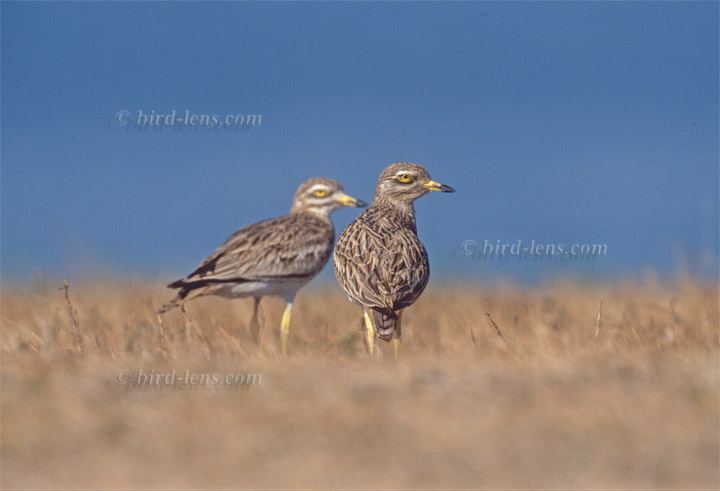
[374,195,414,213]
[371,197,417,228]
[290,207,334,223]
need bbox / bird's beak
[423,180,456,193]
[336,193,368,207]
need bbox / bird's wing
[334,210,429,312]
[174,214,333,286]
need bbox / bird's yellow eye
[397,174,413,183]
[313,189,329,198]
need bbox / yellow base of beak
[423,180,456,193]
[336,194,368,207]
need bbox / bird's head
[373,162,455,207]
[291,177,367,217]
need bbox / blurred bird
[159,177,367,355]
[333,162,455,357]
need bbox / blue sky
[2,1,718,284]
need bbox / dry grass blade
[156,313,167,352]
[60,279,83,353]
[180,303,214,358]
[484,310,509,349]
[594,295,605,354]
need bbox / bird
[333,162,455,357]
[159,177,367,355]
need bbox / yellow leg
[393,314,403,360]
[280,301,293,356]
[362,309,376,357]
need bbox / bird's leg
[280,300,293,356]
[393,313,403,360]
[362,308,376,358]
[249,297,261,344]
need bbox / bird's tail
[158,277,233,314]
[371,309,398,342]
[157,279,192,314]
[157,296,182,314]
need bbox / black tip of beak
[440,184,455,193]
[355,199,369,207]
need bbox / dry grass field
[1,276,718,489]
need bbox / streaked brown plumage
[159,177,366,355]
[333,162,455,354]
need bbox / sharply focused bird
[159,177,366,355]
[333,162,455,357]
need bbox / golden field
[1,276,718,489]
